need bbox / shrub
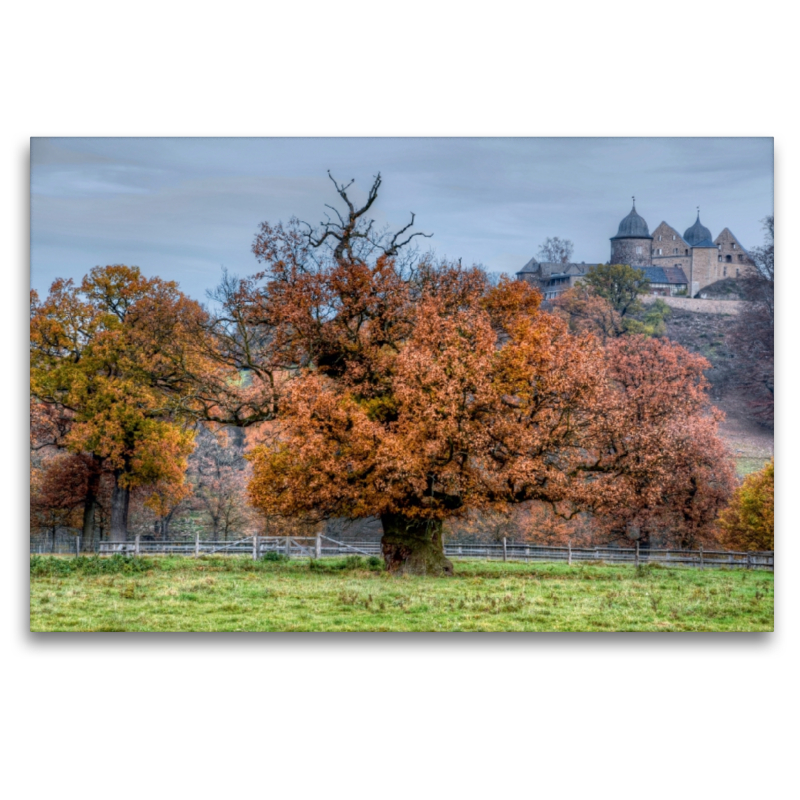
[718,459,774,551]
[261,551,289,563]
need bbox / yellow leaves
[718,460,774,551]
[31,265,211,503]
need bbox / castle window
[718,256,722,261]
[672,235,676,240]
[658,235,662,241]
[733,243,737,250]
[673,248,678,254]
[738,254,744,262]
[636,246,642,255]
[736,268,740,277]
[685,249,689,255]
[723,267,727,277]
[725,255,732,263]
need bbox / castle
[517,201,754,300]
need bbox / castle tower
[610,199,653,266]
[683,209,717,295]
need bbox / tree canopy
[718,460,774,551]
[30,265,206,541]
[226,174,734,573]
[578,263,650,318]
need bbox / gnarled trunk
[110,471,130,544]
[380,514,453,576]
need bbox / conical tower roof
[611,200,652,240]
[683,210,714,247]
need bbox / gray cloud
[31,137,773,302]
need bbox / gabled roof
[640,266,688,285]
[662,266,689,284]
[516,261,599,279]
[518,257,540,274]
[714,227,751,258]
[652,221,689,248]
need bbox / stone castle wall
[642,295,743,315]
[651,221,691,271]
[610,238,652,266]
[715,228,754,279]
[687,247,718,293]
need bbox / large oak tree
[232,174,734,573]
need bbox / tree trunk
[639,530,651,562]
[109,471,130,544]
[380,514,453,576]
[81,456,102,551]
[82,489,98,551]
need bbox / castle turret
[610,199,653,266]
[684,209,718,295]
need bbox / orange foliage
[583,336,736,548]
[30,266,206,538]
[241,212,735,548]
[550,285,624,340]
[246,267,609,524]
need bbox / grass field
[29,555,774,632]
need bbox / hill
[660,301,772,476]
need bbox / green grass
[735,456,771,477]
[29,556,774,632]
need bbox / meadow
[29,555,773,632]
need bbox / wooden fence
[30,533,774,571]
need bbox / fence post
[75,536,80,557]
[194,532,200,558]
[502,537,507,562]
[315,533,321,559]
[635,540,640,568]
[568,544,572,566]
[747,553,752,571]
[699,546,704,571]
[135,534,140,557]
[594,547,599,560]
[285,536,291,558]
[252,535,258,561]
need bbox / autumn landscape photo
[29,137,774,632]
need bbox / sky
[30,137,774,303]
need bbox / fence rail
[29,534,774,571]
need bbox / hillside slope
[662,303,772,476]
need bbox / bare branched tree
[302,171,432,263]
[537,236,574,264]
[731,216,774,426]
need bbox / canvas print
[29,137,774,631]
